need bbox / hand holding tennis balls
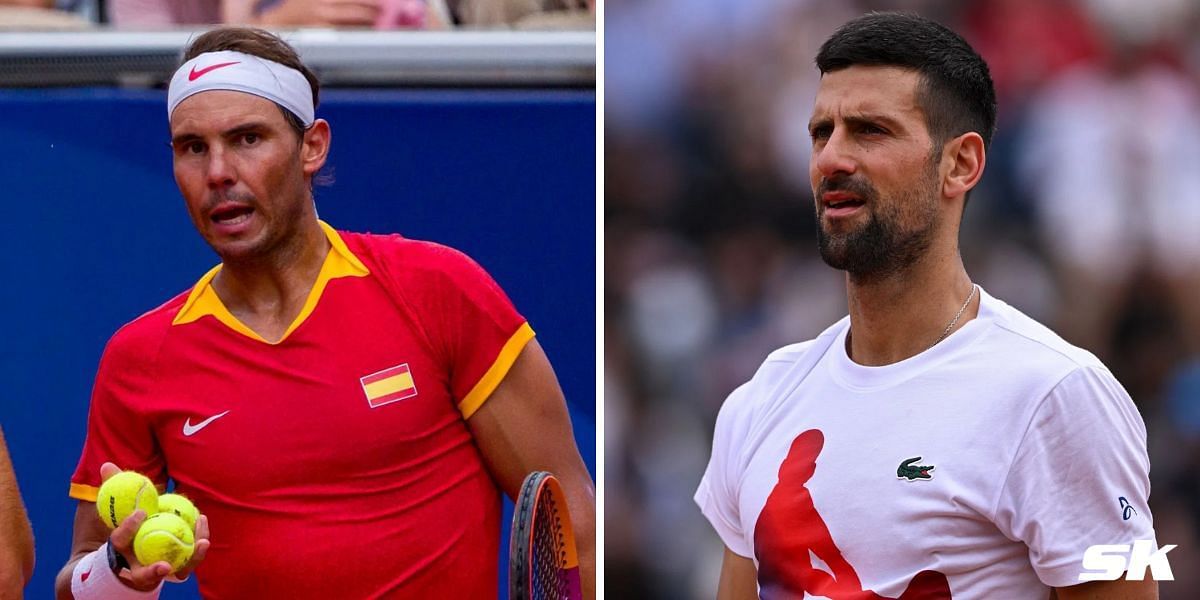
[97,462,212,590]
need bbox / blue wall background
[0,87,595,598]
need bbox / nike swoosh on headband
[188,61,240,82]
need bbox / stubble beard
[203,167,313,268]
[218,191,312,270]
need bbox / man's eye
[810,127,831,140]
[861,125,886,135]
[242,133,259,145]
[187,141,206,154]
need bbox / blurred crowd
[0,0,593,29]
[606,0,1200,597]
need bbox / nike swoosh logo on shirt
[183,410,231,436]
[188,61,240,81]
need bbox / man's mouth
[210,203,255,226]
[821,192,865,215]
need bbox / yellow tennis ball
[157,494,199,531]
[96,471,159,530]
[133,513,195,572]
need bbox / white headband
[167,50,315,126]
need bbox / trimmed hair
[816,12,997,149]
[181,27,319,136]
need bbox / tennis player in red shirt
[55,27,595,600]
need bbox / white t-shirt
[695,288,1156,598]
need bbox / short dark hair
[816,12,997,149]
[181,27,319,137]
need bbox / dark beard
[816,207,934,280]
[814,167,938,280]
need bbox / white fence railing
[0,30,595,87]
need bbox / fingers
[107,509,171,590]
[120,561,173,590]
[192,538,211,565]
[109,509,146,552]
[195,514,210,541]
[100,462,121,482]
[174,539,210,580]
[172,514,210,581]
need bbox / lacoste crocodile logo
[897,457,934,481]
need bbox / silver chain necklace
[931,284,978,349]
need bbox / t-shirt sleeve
[423,245,532,419]
[695,382,755,558]
[993,366,1156,587]
[69,332,167,502]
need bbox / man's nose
[205,146,236,188]
[812,129,857,181]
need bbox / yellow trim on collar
[171,221,370,344]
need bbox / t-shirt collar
[171,220,369,344]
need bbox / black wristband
[106,538,130,575]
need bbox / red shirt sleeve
[69,325,168,501]
[366,235,533,419]
[430,245,533,417]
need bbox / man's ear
[941,132,985,201]
[301,118,331,177]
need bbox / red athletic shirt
[70,222,533,598]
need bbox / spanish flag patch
[360,363,418,408]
